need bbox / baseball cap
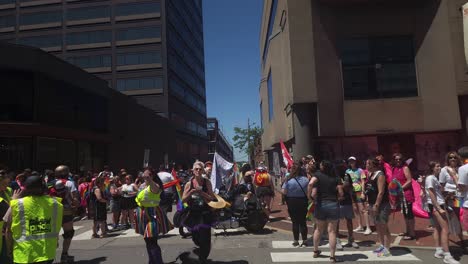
[348,156,357,161]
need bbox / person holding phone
[182,161,216,264]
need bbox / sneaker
[353,226,364,232]
[373,245,385,253]
[434,248,444,259]
[292,240,299,247]
[377,248,391,257]
[364,228,372,235]
[91,234,99,239]
[443,255,460,264]
[351,241,359,249]
[336,239,343,251]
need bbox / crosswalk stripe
[73,230,94,241]
[270,251,421,262]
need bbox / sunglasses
[194,168,203,171]
[449,156,457,160]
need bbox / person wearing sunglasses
[439,151,467,251]
[391,153,416,240]
[182,161,215,264]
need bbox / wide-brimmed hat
[208,193,230,209]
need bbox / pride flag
[163,169,187,211]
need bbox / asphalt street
[53,209,468,264]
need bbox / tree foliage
[232,124,263,157]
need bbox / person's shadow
[168,251,249,264]
[72,257,107,264]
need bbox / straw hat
[208,194,230,209]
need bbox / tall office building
[0,0,208,165]
[259,0,468,172]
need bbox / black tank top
[314,171,339,202]
[188,178,209,210]
[366,171,389,205]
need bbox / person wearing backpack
[282,162,309,248]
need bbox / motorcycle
[176,184,269,238]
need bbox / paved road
[56,215,467,264]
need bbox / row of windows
[67,54,111,69]
[1,2,160,28]
[169,0,203,46]
[169,77,206,116]
[167,26,204,81]
[116,77,163,92]
[168,51,204,98]
[117,51,161,66]
[0,0,14,5]
[171,113,206,138]
[16,26,161,48]
[267,71,274,122]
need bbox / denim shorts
[339,204,354,220]
[314,200,339,221]
[370,203,391,224]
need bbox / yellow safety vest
[0,196,4,255]
[135,186,161,207]
[11,195,63,264]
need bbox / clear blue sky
[203,0,263,161]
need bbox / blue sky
[203,0,263,161]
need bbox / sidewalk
[266,190,468,249]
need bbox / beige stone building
[259,0,468,172]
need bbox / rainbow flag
[306,202,315,221]
[166,169,187,211]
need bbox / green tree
[232,125,263,159]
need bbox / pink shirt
[392,166,415,203]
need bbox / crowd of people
[280,150,468,263]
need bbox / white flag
[210,152,234,193]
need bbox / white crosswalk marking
[270,250,422,262]
[73,230,95,241]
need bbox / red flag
[280,140,293,169]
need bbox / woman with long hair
[425,161,460,264]
[120,174,138,229]
[182,161,216,264]
[282,162,309,247]
[365,158,392,257]
[134,167,165,264]
[390,153,416,240]
[311,160,344,263]
[439,151,466,249]
[92,176,108,238]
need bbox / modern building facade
[259,0,468,172]
[0,42,175,172]
[207,118,234,162]
[0,0,207,165]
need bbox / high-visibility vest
[11,195,63,264]
[135,186,161,208]
[0,196,4,255]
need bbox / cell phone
[196,186,202,191]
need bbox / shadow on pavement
[337,253,368,261]
[169,251,249,264]
[357,240,377,247]
[73,257,107,264]
[214,228,276,237]
[389,246,412,256]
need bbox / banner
[210,152,234,192]
[280,140,293,169]
[463,3,468,66]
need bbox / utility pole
[247,118,251,166]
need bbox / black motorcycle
[175,184,268,237]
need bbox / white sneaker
[353,226,364,232]
[443,255,460,264]
[336,239,343,251]
[434,249,444,259]
[364,228,372,235]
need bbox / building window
[0,15,14,28]
[340,36,417,100]
[116,26,161,41]
[267,71,274,122]
[67,6,110,21]
[117,51,161,66]
[67,30,111,45]
[262,0,278,64]
[115,2,160,17]
[20,11,62,26]
[18,34,61,48]
[0,0,15,5]
[116,77,163,91]
[67,54,111,69]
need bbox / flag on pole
[211,152,234,193]
[280,140,293,169]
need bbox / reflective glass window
[67,30,111,45]
[117,51,161,66]
[20,11,62,25]
[18,34,61,48]
[116,77,163,91]
[116,26,160,41]
[115,2,160,16]
[67,54,112,68]
[68,6,110,21]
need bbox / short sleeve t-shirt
[345,168,365,192]
[439,166,457,193]
[457,164,468,208]
[425,175,445,205]
[314,171,341,202]
[282,176,309,198]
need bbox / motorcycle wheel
[179,226,191,238]
[244,211,268,233]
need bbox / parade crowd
[0,147,467,264]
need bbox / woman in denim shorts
[310,160,344,263]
